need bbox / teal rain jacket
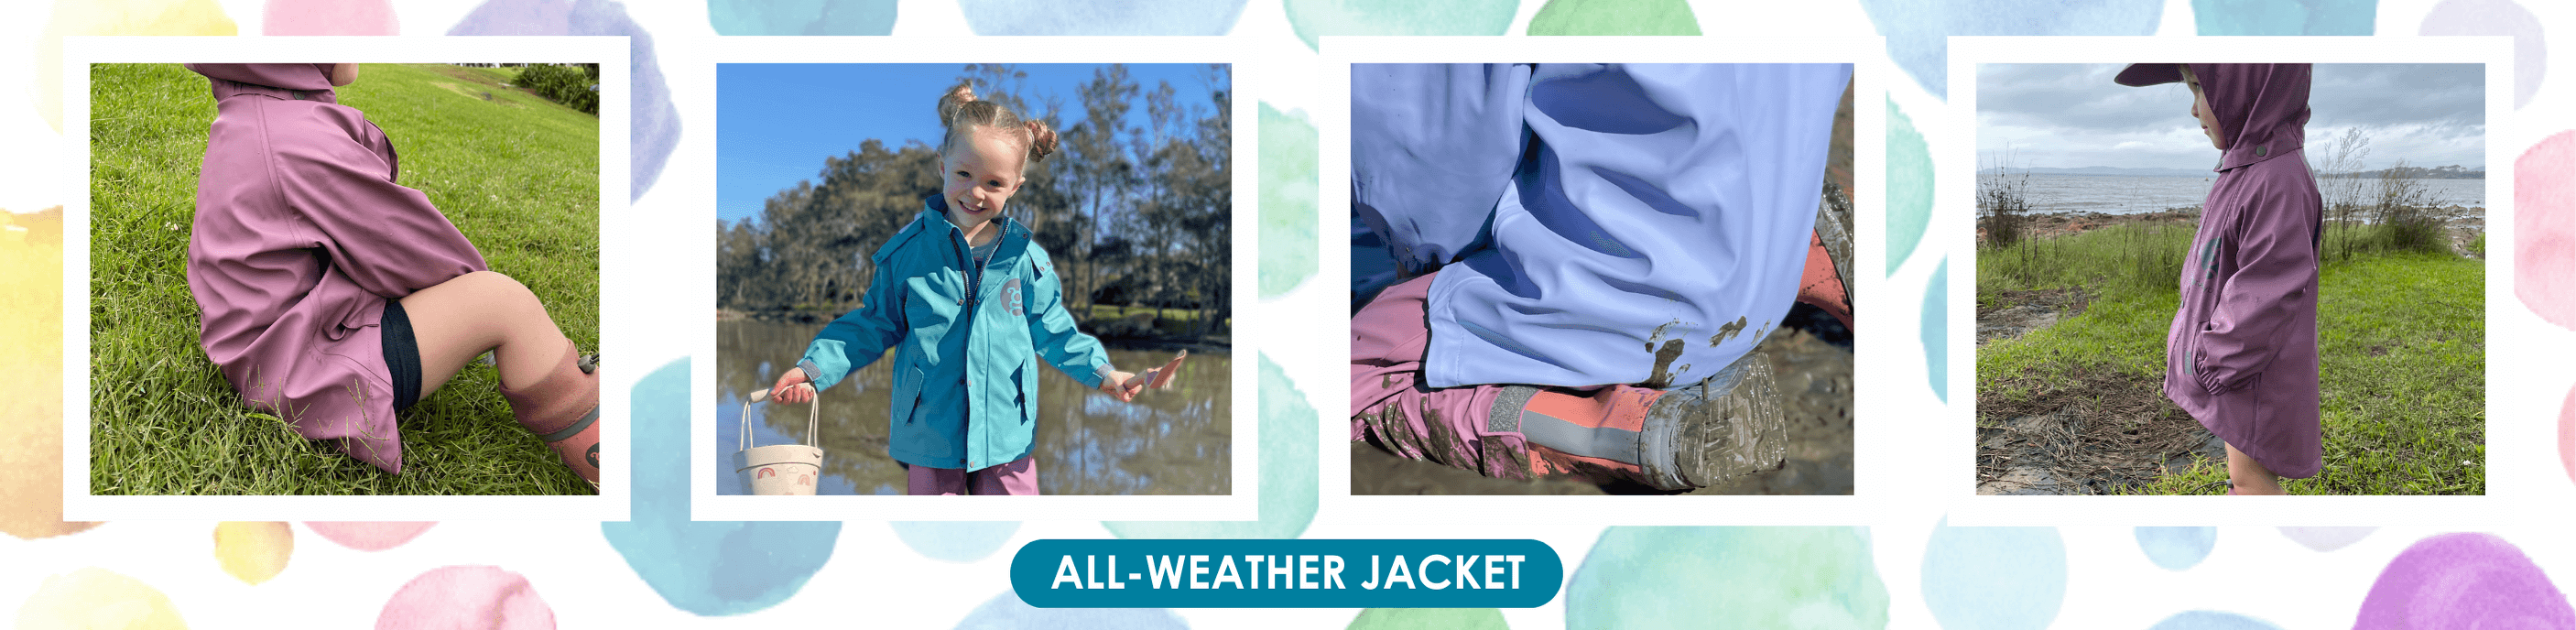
[799,196,1114,471]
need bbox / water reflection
[717,319,1232,495]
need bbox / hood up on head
[185,63,338,95]
[2116,63,2311,171]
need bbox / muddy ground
[1352,315,1855,495]
[1976,285,2223,495]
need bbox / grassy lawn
[88,63,598,495]
[1978,222,2484,495]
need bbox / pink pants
[1352,273,1535,479]
[906,455,1038,495]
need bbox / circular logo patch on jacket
[1001,277,1024,317]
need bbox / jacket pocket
[891,364,925,426]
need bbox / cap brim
[2114,63,2183,87]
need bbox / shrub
[513,63,598,114]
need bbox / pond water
[716,319,1232,495]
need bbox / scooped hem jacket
[797,197,1114,472]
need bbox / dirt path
[1352,325,1854,495]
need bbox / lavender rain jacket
[186,64,488,474]
[1353,63,1850,390]
[2120,63,2324,478]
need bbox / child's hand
[1097,370,1141,403]
[769,369,816,404]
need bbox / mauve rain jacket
[186,63,488,474]
[1352,63,1850,390]
[2124,63,2325,479]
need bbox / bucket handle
[743,384,821,450]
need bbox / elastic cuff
[2194,364,2235,396]
[798,359,821,386]
[1093,363,1119,382]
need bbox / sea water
[1998,174,2487,215]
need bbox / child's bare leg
[398,270,600,483]
[2223,443,2285,494]
[400,270,571,396]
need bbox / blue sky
[716,63,1222,225]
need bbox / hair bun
[937,82,977,127]
[1026,120,1059,161]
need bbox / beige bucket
[735,386,823,495]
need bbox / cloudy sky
[1977,63,2484,172]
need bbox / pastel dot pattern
[951,591,1188,629]
[1258,103,1320,299]
[708,0,897,35]
[1854,0,2159,99]
[1526,0,1699,36]
[305,522,436,551]
[2134,527,2217,570]
[13,569,187,630]
[2148,611,2287,630]
[1565,527,1887,629]
[375,566,554,630]
[1922,257,1948,402]
[2564,384,2576,484]
[2355,533,2575,629]
[1281,0,1519,51]
[2277,527,2376,552]
[212,522,294,585]
[2418,0,2546,108]
[890,521,1021,563]
[2516,131,2576,329]
[960,0,1247,35]
[2192,0,2376,35]
[601,359,842,616]
[33,0,238,131]
[1106,353,1317,539]
[262,0,396,35]
[448,0,682,201]
[1885,97,1933,275]
[1349,608,1510,630]
[1920,519,2064,630]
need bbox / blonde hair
[936,83,1058,169]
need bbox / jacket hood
[186,63,338,92]
[2117,63,2310,171]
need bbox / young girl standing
[2116,63,2324,495]
[766,84,1141,495]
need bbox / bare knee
[446,270,545,316]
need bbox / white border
[687,38,1257,521]
[1320,37,1888,525]
[64,37,632,520]
[1947,36,2514,525]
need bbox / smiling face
[2180,65,2226,150]
[940,127,1027,233]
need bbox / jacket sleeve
[799,249,908,392]
[2193,182,2320,395]
[1023,248,1112,389]
[272,125,488,299]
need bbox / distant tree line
[718,63,1234,342]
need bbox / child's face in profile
[2179,65,2226,150]
[940,128,1027,230]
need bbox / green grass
[88,63,598,495]
[1980,222,2484,495]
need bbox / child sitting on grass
[186,63,601,486]
[2115,63,2323,495]
[765,83,1143,495]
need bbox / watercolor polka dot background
[4,0,2573,627]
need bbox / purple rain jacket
[2121,63,2324,478]
[1353,63,1850,389]
[186,63,488,474]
